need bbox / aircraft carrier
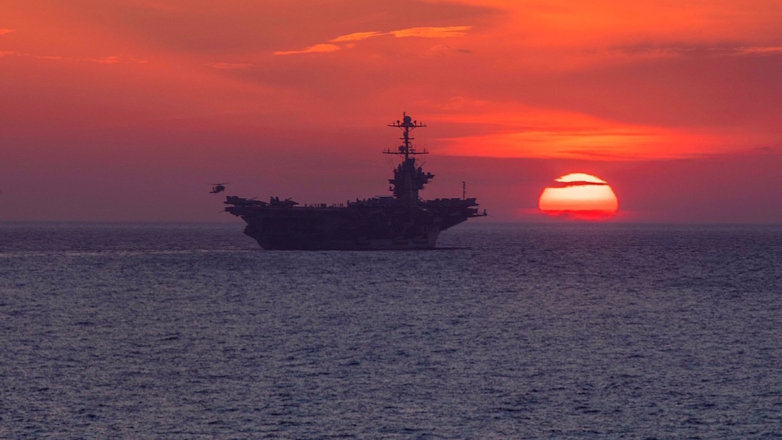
[223,113,486,250]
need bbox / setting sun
[539,173,619,220]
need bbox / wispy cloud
[0,29,14,35]
[275,26,471,56]
[552,174,609,187]
[425,45,472,58]
[205,62,256,70]
[1,51,148,64]
[330,31,383,43]
[83,55,148,64]
[90,56,120,64]
[274,43,341,56]
[427,101,719,160]
[389,26,470,39]
[609,44,782,60]
[736,46,782,55]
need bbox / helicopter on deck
[209,182,229,194]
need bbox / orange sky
[1,1,781,222]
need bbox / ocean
[1,222,781,438]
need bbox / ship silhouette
[224,113,486,250]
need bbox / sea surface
[1,222,781,438]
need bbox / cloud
[425,45,472,57]
[389,26,471,38]
[0,29,14,35]
[736,46,782,55]
[89,56,120,64]
[427,101,723,160]
[205,62,256,70]
[274,43,341,56]
[275,25,471,55]
[609,44,782,60]
[3,52,148,64]
[330,31,383,43]
[85,55,148,64]
[550,180,609,188]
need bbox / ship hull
[238,206,453,250]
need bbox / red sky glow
[1,1,781,223]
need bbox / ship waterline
[224,114,485,250]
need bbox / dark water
[1,222,781,438]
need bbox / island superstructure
[223,113,486,250]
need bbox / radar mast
[384,113,428,160]
[383,113,434,203]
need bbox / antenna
[384,112,428,160]
[462,181,466,200]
